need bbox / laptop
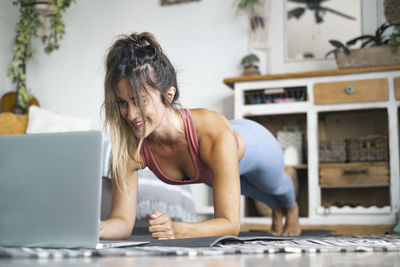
[0,131,148,249]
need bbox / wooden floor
[240,224,396,235]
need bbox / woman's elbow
[104,216,135,239]
[225,218,241,236]
[231,223,241,236]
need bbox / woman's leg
[239,176,283,235]
[231,119,301,236]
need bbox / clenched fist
[148,210,176,240]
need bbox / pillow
[0,112,28,135]
[102,139,112,178]
[134,168,197,227]
[101,168,197,229]
[26,105,93,134]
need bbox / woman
[100,32,301,240]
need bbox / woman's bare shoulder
[189,108,231,137]
[190,108,227,124]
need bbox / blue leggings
[230,119,295,209]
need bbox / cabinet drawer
[314,78,388,104]
[395,77,400,100]
[320,162,389,187]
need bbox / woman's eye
[118,100,128,106]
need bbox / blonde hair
[102,32,180,193]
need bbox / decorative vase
[335,45,400,69]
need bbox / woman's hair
[102,32,180,193]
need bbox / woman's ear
[166,87,176,103]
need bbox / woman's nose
[126,105,139,121]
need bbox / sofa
[0,105,197,231]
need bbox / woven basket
[335,45,400,68]
[347,135,388,162]
[319,139,347,163]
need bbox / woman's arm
[100,161,139,239]
[148,109,241,239]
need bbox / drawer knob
[345,86,355,95]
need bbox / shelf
[287,164,307,169]
[317,206,391,215]
[224,65,400,89]
[320,184,389,188]
[241,102,310,116]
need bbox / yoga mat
[128,228,333,247]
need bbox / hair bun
[129,32,163,52]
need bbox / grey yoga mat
[127,229,333,248]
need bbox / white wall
[0,1,19,101]
[1,0,250,124]
[1,0,371,124]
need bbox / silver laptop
[0,131,148,249]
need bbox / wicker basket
[347,135,388,162]
[244,87,306,105]
[319,139,347,163]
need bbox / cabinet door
[395,77,400,100]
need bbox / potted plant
[241,53,261,75]
[5,0,74,114]
[325,22,400,69]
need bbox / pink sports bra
[140,108,238,185]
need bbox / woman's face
[116,77,166,139]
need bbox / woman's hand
[148,210,176,239]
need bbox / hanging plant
[6,0,74,114]
[234,0,269,50]
[235,0,265,30]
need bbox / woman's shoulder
[189,108,226,122]
[189,108,231,136]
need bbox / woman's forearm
[172,217,240,239]
[100,217,135,239]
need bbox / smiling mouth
[131,121,143,129]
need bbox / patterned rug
[1,235,400,259]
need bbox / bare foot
[271,205,284,236]
[281,202,301,236]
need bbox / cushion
[101,168,197,229]
[0,112,28,135]
[26,105,93,134]
[102,139,112,178]
[135,168,197,227]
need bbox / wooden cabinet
[224,64,400,226]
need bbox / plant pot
[0,92,40,114]
[335,45,400,69]
[33,0,52,14]
[242,65,261,76]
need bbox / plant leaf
[329,40,345,49]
